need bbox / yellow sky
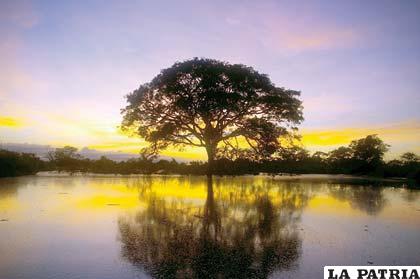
[1,113,419,160]
[300,121,420,158]
[78,119,420,160]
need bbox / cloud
[217,1,362,53]
[87,141,146,153]
[0,116,24,128]
[284,30,357,51]
[261,23,358,52]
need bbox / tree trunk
[203,175,220,240]
[206,144,215,176]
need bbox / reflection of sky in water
[0,175,419,279]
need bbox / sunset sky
[1,0,419,160]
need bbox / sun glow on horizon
[80,120,420,160]
[0,116,24,128]
[1,114,418,160]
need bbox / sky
[1,0,419,160]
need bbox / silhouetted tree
[349,135,389,173]
[47,146,82,173]
[277,146,309,162]
[384,152,420,180]
[312,151,328,161]
[0,149,45,177]
[90,156,117,173]
[400,152,419,163]
[327,146,354,173]
[121,58,303,175]
[415,170,420,184]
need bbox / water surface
[0,175,419,278]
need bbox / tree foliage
[121,58,303,172]
[349,135,389,163]
[47,146,82,173]
[347,134,389,173]
[0,149,45,177]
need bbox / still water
[0,175,419,279]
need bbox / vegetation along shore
[1,135,419,184]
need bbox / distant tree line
[1,135,419,182]
[0,149,45,177]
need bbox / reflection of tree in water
[118,177,310,278]
[399,188,420,203]
[0,177,30,199]
[0,180,20,198]
[329,184,387,215]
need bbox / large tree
[349,135,389,165]
[47,146,82,173]
[121,58,303,174]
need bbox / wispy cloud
[218,1,362,53]
[0,116,24,128]
[260,18,359,52]
[280,29,357,51]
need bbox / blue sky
[1,0,419,159]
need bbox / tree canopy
[121,58,303,173]
[47,146,82,173]
[0,149,44,177]
[349,134,389,164]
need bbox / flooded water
[0,175,419,279]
